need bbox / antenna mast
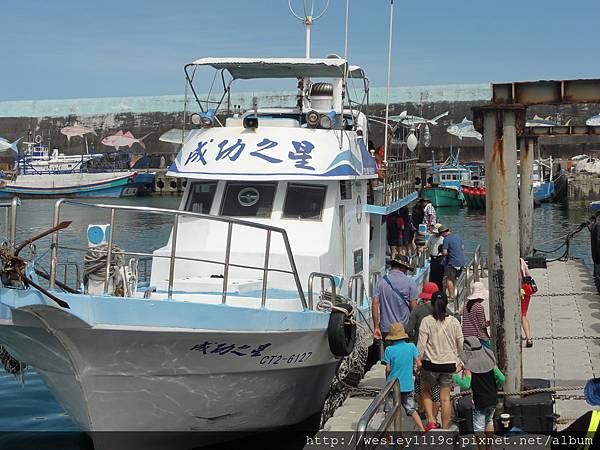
[289,0,330,58]
[383,0,394,165]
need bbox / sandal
[525,339,533,348]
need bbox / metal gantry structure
[472,78,600,394]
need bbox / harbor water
[0,198,596,448]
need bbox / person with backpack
[520,258,535,348]
[453,337,506,450]
[372,255,418,345]
[462,282,492,349]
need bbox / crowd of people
[373,200,539,442]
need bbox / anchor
[0,221,72,309]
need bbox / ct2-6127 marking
[259,352,313,365]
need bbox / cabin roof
[188,57,365,80]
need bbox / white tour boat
[0,57,428,449]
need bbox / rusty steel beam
[492,78,600,106]
[523,125,600,137]
[473,104,525,394]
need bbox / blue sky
[2,0,599,101]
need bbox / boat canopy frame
[182,56,370,132]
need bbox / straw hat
[462,336,496,373]
[438,225,450,234]
[390,254,415,271]
[432,223,443,234]
[386,322,409,341]
[419,282,439,300]
[467,281,489,301]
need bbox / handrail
[49,199,308,309]
[307,272,337,310]
[347,274,365,307]
[453,244,484,313]
[356,377,402,449]
[369,271,381,298]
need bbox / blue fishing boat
[0,140,153,198]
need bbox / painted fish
[526,115,558,127]
[101,131,151,150]
[389,110,449,127]
[586,113,600,126]
[159,128,192,145]
[0,136,22,154]
[60,125,96,142]
[446,117,482,141]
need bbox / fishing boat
[0,57,428,449]
[463,158,554,209]
[421,149,472,207]
[0,140,153,198]
[531,157,555,202]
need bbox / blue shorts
[473,406,495,433]
[400,392,417,416]
[384,391,417,417]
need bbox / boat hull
[533,181,554,202]
[0,172,137,198]
[0,290,349,448]
[421,186,464,207]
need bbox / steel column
[519,137,535,257]
[475,105,524,394]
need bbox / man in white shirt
[422,199,437,232]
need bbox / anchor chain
[531,335,600,340]
[536,292,589,297]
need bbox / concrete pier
[316,259,600,441]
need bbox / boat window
[221,182,276,217]
[185,181,217,214]
[283,184,327,220]
[340,180,352,200]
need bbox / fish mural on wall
[0,136,22,154]
[586,113,600,126]
[446,117,482,141]
[60,125,97,142]
[101,131,151,150]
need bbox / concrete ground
[313,259,600,446]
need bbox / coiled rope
[83,244,124,285]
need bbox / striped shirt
[461,301,490,340]
[423,203,436,226]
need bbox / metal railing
[382,157,417,206]
[347,274,365,307]
[0,198,20,252]
[369,271,381,299]
[307,272,337,310]
[56,262,80,289]
[453,244,485,313]
[356,378,402,450]
[49,200,307,309]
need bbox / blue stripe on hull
[0,177,133,198]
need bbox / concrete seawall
[1,84,599,164]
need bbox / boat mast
[383,0,394,166]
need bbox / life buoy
[327,303,356,357]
